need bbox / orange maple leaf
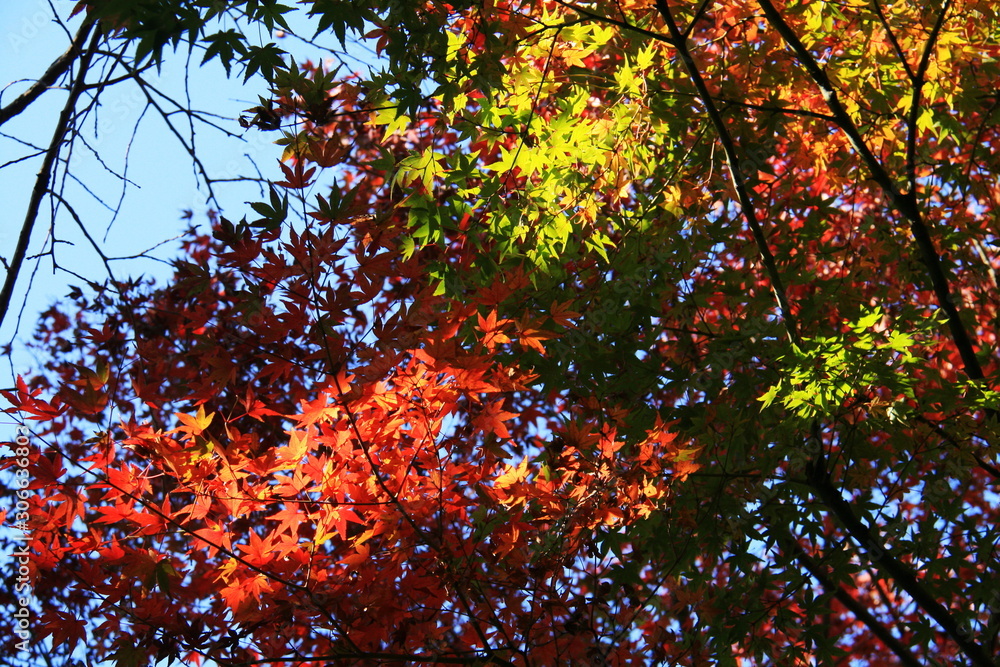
[477,399,518,439]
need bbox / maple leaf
[92,504,135,526]
[275,159,316,189]
[192,524,232,558]
[475,399,518,439]
[268,504,307,540]
[515,323,554,355]
[493,456,530,508]
[3,376,64,420]
[476,309,512,351]
[307,138,348,168]
[549,299,580,328]
[39,610,87,656]
[237,530,275,566]
[173,406,215,438]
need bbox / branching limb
[45,190,118,283]
[0,22,99,332]
[805,460,994,666]
[654,0,799,345]
[905,0,953,191]
[869,0,915,81]
[0,20,93,127]
[754,0,983,381]
[552,0,675,44]
[773,523,924,667]
[682,0,715,39]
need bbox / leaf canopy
[5,0,1000,665]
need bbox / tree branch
[0,21,98,332]
[805,461,994,666]
[754,0,983,382]
[654,0,799,345]
[869,0,915,81]
[552,0,675,44]
[773,524,924,667]
[905,0,952,191]
[0,19,93,128]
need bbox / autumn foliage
[4,0,1000,665]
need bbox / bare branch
[0,19,93,127]
[0,21,99,332]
